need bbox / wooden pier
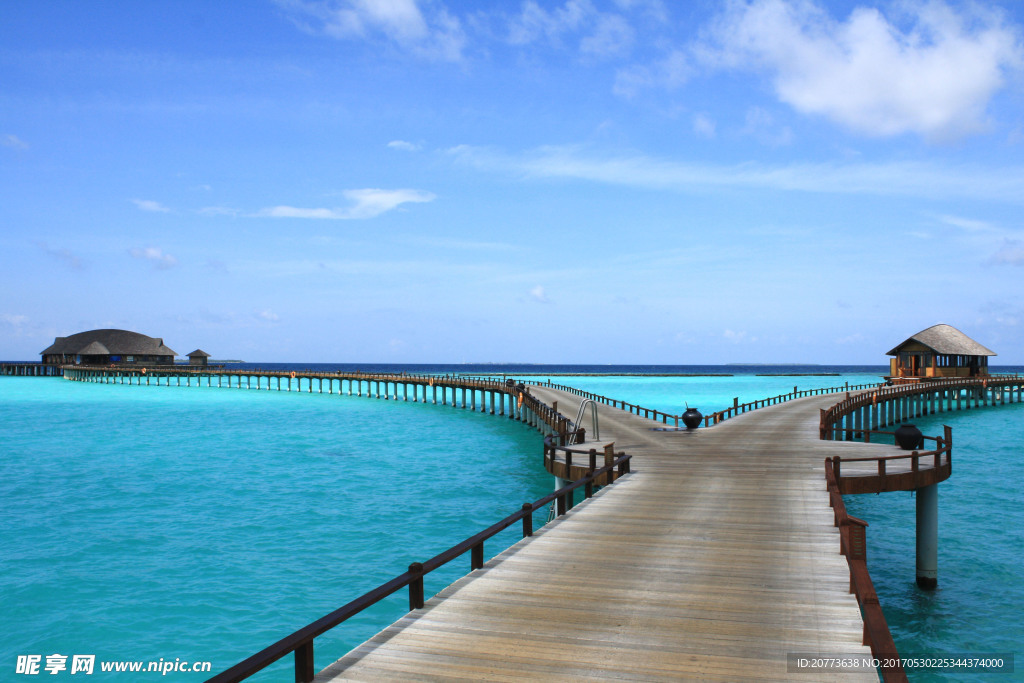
[313,388,893,681]
[40,366,1024,680]
[0,362,63,376]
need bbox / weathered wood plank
[315,390,883,682]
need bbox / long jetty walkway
[48,366,1024,681]
[315,388,892,682]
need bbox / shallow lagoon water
[1,376,549,680]
[2,366,1020,680]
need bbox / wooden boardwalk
[315,388,899,682]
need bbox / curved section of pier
[315,389,894,682]
[59,366,1024,680]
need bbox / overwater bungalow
[41,329,176,366]
[187,349,211,366]
[887,323,995,381]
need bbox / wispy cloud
[129,246,178,269]
[198,206,242,217]
[131,199,171,213]
[613,49,690,97]
[37,242,85,270]
[387,139,422,152]
[936,214,998,233]
[698,0,1023,140]
[3,134,29,149]
[991,239,1024,266]
[280,0,466,61]
[257,188,436,220]
[446,144,1024,203]
[529,285,550,303]
[255,308,280,322]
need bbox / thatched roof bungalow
[41,329,177,366]
[187,349,211,366]
[886,324,995,380]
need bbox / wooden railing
[0,363,64,376]
[538,378,884,427]
[824,458,908,683]
[827,426,953,495]
[542,437,629,488]
[63,366,579,444]
[205,452,632,683]
[820,375,1024,440]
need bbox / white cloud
[37,242,84,270]
[129,247,178,269]
[723,329,756,343]
[991,239,1024,265]
[255,309,280,322]
[387,139,421,151]
[281,0,466,61]
[613,49,690,96]
[741,106,793,146]
[257,188,436,220]
[580,14,634,57]
[447,143,1024,203]
[701,0,1023,140]
[508,0,637,60]
[2,134,28,149]
[508,0,591,45]
[529,285,550,303]
[936,213,997,232]
[198,206,242,217]
[131,199,171,213]
[2,314,29,327]
[692,113,716,138]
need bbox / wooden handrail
[205,451,632,683]
[820,376,1024,437]
[824,458,908,683]
[537,378,887,428]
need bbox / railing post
[471,542,484,570]
[848,518,867,561]
[586,449,597,498]
[295,642,314,683]
[521,503,533,537]
[604,444,615,485]
[408,562,424,609]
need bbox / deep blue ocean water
[2,364,1021,680]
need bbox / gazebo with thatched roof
[886,324,996,380]
[187,349,211,366]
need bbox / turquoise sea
[2,364,1021,681]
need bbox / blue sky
[3,0,1024,364]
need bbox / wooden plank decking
[316,389,899,681]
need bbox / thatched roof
[76,341,110,356]
[886,324,996,357]
[41,329,177,357]
[187,349,210,357]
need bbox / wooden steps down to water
[315,388,897,682]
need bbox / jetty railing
[0,362,63,376]
[542,437,629,492]
[537,378,884,427]
[820,376,1024,442]
[62,366,579,443]
[824,458,907,683]
[206,451,633,683]
[826,425,953,495]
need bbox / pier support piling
[916,483,939,590]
